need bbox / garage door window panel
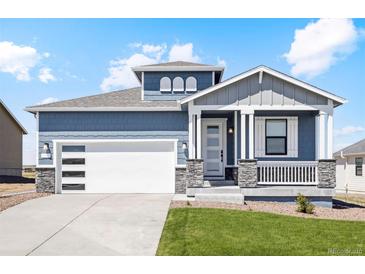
[62,171,85,177]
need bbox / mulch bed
[171,200,365,221]
[0,193,50,212]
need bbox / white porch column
[315,111,328,159]
[196,112,202,159]
[248,113,254,159]
[234,111,238,165]
[327,113,333,159]
[240,112,246,159]
[188,102,195,159]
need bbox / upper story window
[355,157,363,176]
[172,77,184,93]
[186,76,197,92]
[160,77,171,92]
[265,119,287,155]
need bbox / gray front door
[202,119,225,177]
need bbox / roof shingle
[25,87,179,111]
[333,138,365,157]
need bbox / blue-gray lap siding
[38,111,188,166]
[144,71,213,101]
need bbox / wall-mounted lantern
[40,143,52,159]
[228,127,234,134]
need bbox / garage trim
[54,139,179,194]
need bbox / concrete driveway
[0,194,172,255]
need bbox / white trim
[35,112,39,166]
[175,164,187,168]
[255,116,298,158]
[141,71,144,100]
[240,112,246,159]
[186,76,197,92]
[0,98,28,134]
[327,113,333,159]
[188,102,194,159]
[132,66,224,72]
[172,76,184,92]
[25,106,181,113]
[212,71,215,85]
[189,104,332,113]
[196,113,202,159]
[53,139,179,144]
[249,113,254,159]
[234,111,237,165]
[180,65,346,105]
[201,118,227,177]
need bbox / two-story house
[25,61,346,207]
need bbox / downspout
[340,151,349,196]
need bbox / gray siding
[195,72,329,106]
[144,71,213,101]
[38,111,188,165]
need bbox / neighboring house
[25,61,346,206]
[334,139,365,194]
[0,99,28,176]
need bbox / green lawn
[157,208,365,256]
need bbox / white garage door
[59,140,176,193]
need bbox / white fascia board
[0,99,28,134]
[132,66,225,72]
[24,106,181,113]
[180,65,347,105]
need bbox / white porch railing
[257,161,318,185]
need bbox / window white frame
[255,116,298,158]
[172,77,184,92]
[186,76,197,92]
[160,77,172,92]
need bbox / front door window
[202,122,224,177]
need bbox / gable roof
[180,65,347,106]
[333,139,365,157]
[132,60,225,82]
[24,87,180,113]
[0,99,27,134]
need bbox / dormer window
[186,76,197,92]
[173,77,184,93]
[160,77,172,92]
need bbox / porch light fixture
[40,143,52,159]
[228,127,234,134]
[182,142,187,150]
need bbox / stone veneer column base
[175,167,187,194]
[238,159,257,188]
[36,168,56,193]
[317,159,336,188]
[186,159,204,188]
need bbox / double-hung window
[265,119,287,155]
[355,157,363,176]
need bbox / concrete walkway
[0,194,172,255]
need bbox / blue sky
[0,18,364,164]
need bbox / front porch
[182,107,336,205]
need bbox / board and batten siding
[38,111,188,166]
[194,72,329,106]
[144,71,213,101]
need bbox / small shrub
[296,193,315,214]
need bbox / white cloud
[0,41,40,81]
[37,97,59,105]
[334,126,365,136]
[100,42,223,92]
[38,67,56,83]
[100,53,157,92]
[217,57,227,68]
[284,19,360,78]
[43,52,50,58]
[168,43,201,63]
